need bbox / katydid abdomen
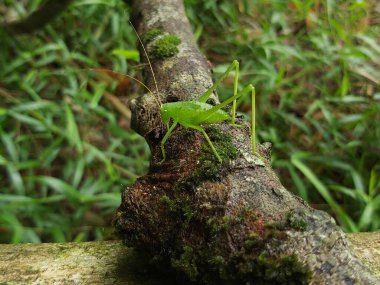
[160,101,230,125]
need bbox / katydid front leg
[160,120,178,163]
[182,122,222,163]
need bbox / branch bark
[114,0,380,284]
[1,0,73,34]
[0,235,379,284]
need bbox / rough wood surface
[0,234,379,284]
[348,233,380,277]
[115,0,380,283]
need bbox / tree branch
[0,235,378,284]
[127,0,218,137]
[1,0,73,35]
[114,0,380,283]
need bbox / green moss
[203,211,311,284]
[266,210,308,232]
[172,237,313,285]
[229,253,312,285]
[286,212,308,231]
[150,194,311,284]
[197,127,238,178]
[209,255,226,267]
[159,195,176,210]
[143,28,161,44]
[204,127,239,160]
[171,245,199,281]
[212,232,313,285]
[160,194,194,225]
[151,35,181,59]
[207,215,244,236]
[243,232,261,249]
[177,126,239,190]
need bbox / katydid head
[113,21,164,137]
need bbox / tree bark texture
[0,235,379,284]
[113,0,380,284]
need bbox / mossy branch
[0,236,379,284]
[116,0,380,284]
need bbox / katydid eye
[206,98,217,106]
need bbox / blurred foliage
[0,0,149,243]
[0,0,379,243]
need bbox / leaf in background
[291,152,357,232]
[6,164,25,195]
[64,104,83,153]
[358,201,374,230]
[368,167,379,199]
[0,108,7,116]
[287,163,309,201]
[0,154,7,166]
[32,176,81,203]
[10,101,54,113]
[112,49,140,62]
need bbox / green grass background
[0,0,379,243]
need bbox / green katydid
[159,60,255,163]
[129,24,256,163]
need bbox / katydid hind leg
[229,84,256,154]
[231,60,239,125]
[251,86,256,154]
[198,60,239,103]
[198,84,254,123]
[199,84,256,156]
